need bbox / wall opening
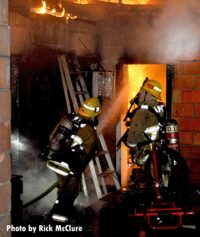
[116,63,173,188]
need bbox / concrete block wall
[10,11,97,57]
[0,0,11,236]
[173,62,200,185]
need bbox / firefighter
[126,79,164,147]
[43,97,102,224]
[124,79,165,185]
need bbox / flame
[34,0,46,14]
[74,0,90,4]
[98,0,151,4]
[123,0,149,4]
[30,1,77,23]
[74,0,154,5]
[30,0,156,21]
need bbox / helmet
[78,97,101,118]
[142,79,162,100]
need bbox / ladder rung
[97,151,109,156]
[69,71,86,74]
[75,91,88,95]
[98,171,116,177]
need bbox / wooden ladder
[57,53,120,199]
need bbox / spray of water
[97,82,129,134]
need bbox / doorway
[116,63,173,188]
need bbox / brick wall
[0,0,11,236]
[173,62,200,185]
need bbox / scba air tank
[165,119,180,152]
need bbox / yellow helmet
[78,97,101,118]
[142,79,162,100]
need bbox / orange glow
[120,64,167,188]
[123,0,149,4]
[30,1,77,22]
[74,0,90,4]
[33,0,47,14]
[98,0,152,4]
[127,64,166,104]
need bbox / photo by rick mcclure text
[6,224,83,234]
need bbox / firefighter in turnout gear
[124,79,166,186]
[126,79,164,148]
[44,97,102,224]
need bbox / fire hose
[23,180,59,209]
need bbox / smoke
[11,133,101,221]
[151,0,200,62]
[97,0,200,64]
[11,134,57,217]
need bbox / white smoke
[11,133,100,221]
[97,0,200,64]
[151,0,200,62]
[11,134,57,217]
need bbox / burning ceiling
[10,0,160,24]
[10,0,200,63]
[30,0,78,23]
